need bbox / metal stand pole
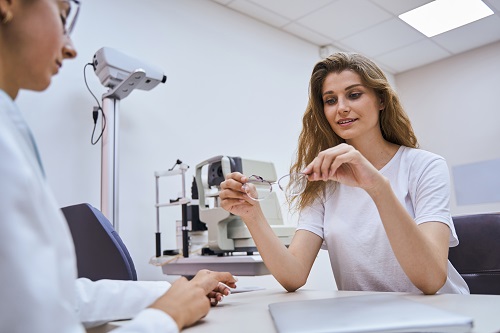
[101,97,120,231]
[99,69,146,232]
[154,162,190,257]
[182,203,189,258]
[155,175,162,257]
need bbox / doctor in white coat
[0,0,237,332]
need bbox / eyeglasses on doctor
[60,0,81,35]
[243,173,308,201]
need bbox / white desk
[89,289,500,333]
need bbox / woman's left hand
[302,143,384,191]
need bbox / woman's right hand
[219,172,263,222]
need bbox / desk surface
[90,289,500,333]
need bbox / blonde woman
[220,52,468,295]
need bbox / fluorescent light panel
[399,0,494,37]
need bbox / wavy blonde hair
[290,52,418,211]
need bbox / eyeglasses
[60,0,81,35]
[243,173,308,201]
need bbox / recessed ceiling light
[399,0,494,37]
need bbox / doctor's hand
[302,143,385,192]
[219,172,265,222]
[149,270,236,330]
[190,269,237,306]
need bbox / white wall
[396,41,500,216]
[16,0,338,288]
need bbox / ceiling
[209,0,500,74]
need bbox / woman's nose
[62,36,78,59]
[337,97,350,115]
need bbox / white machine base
[161,255,270,276]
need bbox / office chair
[61,203,137,281]
[448,213,500,294]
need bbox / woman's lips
[337,118,358,126]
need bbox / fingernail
[218,282,230,289]
[232,275,239,282]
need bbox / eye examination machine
[153,156,296,276]
[92,47,166,232]
[89,47,294,276]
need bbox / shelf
[155,198,190,208]
[160,254,270,276]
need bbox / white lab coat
[0,90,178,333]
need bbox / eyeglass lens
[243,176,272,201]
[278,173,308,197]
[243,173,308,201]
[63,0,80,35]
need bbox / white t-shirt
[0,90,178,333]
[297,146,469,294]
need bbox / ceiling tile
[212,0,233,5]
[208,0,500,74]
[282,22,335,45]
[247,0,334,20]
[228,0,290,27]
[370,0,433,15]
[340,18,426,58]
[323,39,358,55]
[374,39,451,73]
[318,44,345,58]
[297,0,393,40]
[483,0,500,12]
[431,14,500,54]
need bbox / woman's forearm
[366,178,449,294]
[243,212,316,292]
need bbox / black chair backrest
[61,203,137,281]
[449,213,500,294]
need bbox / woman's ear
[378,95,385,111]
[0,0,14,24]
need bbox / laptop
[268,293,473,333]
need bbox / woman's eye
[324,97,337,105]
[60,14,69,34]
[349,92,361,99]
